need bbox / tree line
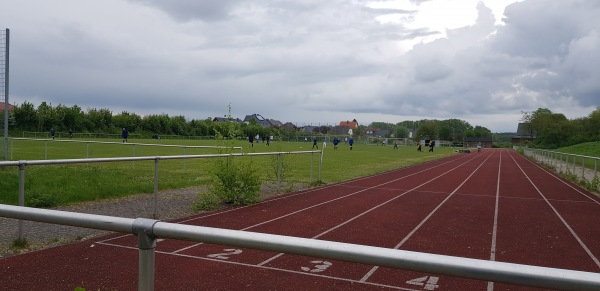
[520,107,600,149]
[22,101,600,147]
[1,101,499,142]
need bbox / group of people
[416,140,435,152]
[49,128,74,139]
[248,134,273,147]
[310,136,354,150]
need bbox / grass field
[0,137,457,207]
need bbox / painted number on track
[207,249,243,260]
[406,276,440,290]
[300,260,333,273]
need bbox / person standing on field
[122,128,128,143]
[349,137,354,150]
[312,137,318,149]
[50,128,55,140]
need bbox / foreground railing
[0,204,599,290]
[0,150,322,239]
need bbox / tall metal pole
[3,29,9,160]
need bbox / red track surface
[1,149,600,290]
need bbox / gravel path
[0,182,304,258]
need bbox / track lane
[360,150,498,290]
[3,150,600,290]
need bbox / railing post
[132,218,158,291]
[582,156,585,179]
[153,158,159,219]
[86,142,89,159]
[310,152,313,185]
[45,140,48,159]
[183,146,187,174]
[18,162,26,239]
[277,153,282,189]
[318,150,323,183]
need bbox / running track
[1,149,600,290]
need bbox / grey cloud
[130,0,242,22]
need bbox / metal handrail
[0,150,321,238]
[9,137,244,159]
[1,204,599,291]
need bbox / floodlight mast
[2,28,8,160]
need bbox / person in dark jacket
[122,128,128,143]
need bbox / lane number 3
[301,260,333,273]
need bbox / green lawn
[0,137,457,207]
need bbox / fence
[519,147,599,188]
[0,150,322,240]
[0,204,599,290]
[8,137,243,161]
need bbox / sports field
[0,137,454,206]
[1,149,599,290]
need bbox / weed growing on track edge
[11,237,28,249]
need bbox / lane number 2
[207,249,243,260]
[406,276,440,290]
[301,260,333,273]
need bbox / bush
[194,104,263,209]
[210,156,261,205]
[27,193,58,208]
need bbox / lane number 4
[406,276,440,290]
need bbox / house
[365,128,390,137]
[0,102,13,112]
[511,123,536,144]
[267,119,283,128]
[464,137,493,148]
[330,126,351,135]
[212,117,242,123]
[243,114,274,128]
[339,119,359,129]
[301,126,318,133]
[280,122,297,131]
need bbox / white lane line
[508,151,600,269]
[171,153,472,254]
[174,154,469,225]
[259,152,487,268]
[487,149,503,291]
[360,151,494,282]
[258,153,486,267]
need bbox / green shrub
[210,156,261,205]
[196,104,263,208]
[27,193,58,208]
[11,237,28,248]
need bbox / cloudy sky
[1,0,599,132]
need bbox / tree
[37,102,60,131]
[13,101,38,131]
[86,108,113,132]
[113,111,142,132]
[416,121,439,140]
